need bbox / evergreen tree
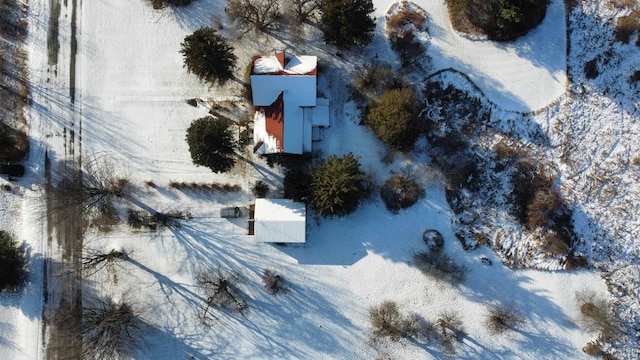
[310,153,367,217]
[0,230,26,291]
[320,0,375,48]
[366,88,422,151]
[185,116,236,173]
[180,28,237,85]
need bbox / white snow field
[0,0,637,358]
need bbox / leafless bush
[226,0,281,33]
[127,209,192,230]
[575,290,622,341]
[582,339,604,356]
[168,181,241,192]
[413,250,469,285]
[526,187,563,229]
[352,62,407,101]
[369,301,410,341]
[436,311,465,354]
[82,298,142,360]
[196,268,246,317]
[262,269,288,295]
[486,304,525,334]
[386,2,428,69]
[538,231,569,258]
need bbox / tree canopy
[310,153,368,217]
[185,116,236,173]
[366,88,422,151]
[320,0,376,48]
[180,28,237,85]
[0,230,26,291]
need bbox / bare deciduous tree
[286,0,318,23]
[50,157,129,224]
[196,268,246,318]
[225,0,281,33]
[81,248,128,276]
[82,298,142,360]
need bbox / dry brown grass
[615,9,640,44]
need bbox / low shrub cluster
[510,161,575,257]
[169,181,241,192]
[127,209,192,230]
[386,2,428,68]
[252,180,269,198]
[615,9,640,45]
[369,301,429,341]
[444,0,549,40]
[149,0,193,9]
[380,173,424,212]
[283,167,311,202]
[575,290,622,342]
[485,303,525,334]
[413,250,469,285]
[262,269,288,295]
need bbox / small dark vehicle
[0,164,25,177]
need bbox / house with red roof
[250,51,329,154]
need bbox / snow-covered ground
[1,0,638,358]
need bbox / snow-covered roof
[253,56,284,74]
[251,52,317,75]
[250,75,316,107]
[254,199,306,243]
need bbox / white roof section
[312,98,330,127]
[284,55,317,75]
[253,56,284,74]
[250,75,316,107]
[254,199,306,243]
[252,110,280,154]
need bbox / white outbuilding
[253,198,306,243]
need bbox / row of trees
[180,0,376,86]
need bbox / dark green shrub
[309,153,367,217]
[180,28,237,86]
[283,167,311,202]
[585,58,599,79]
[380,173,424,212]
[366,88,422,151]
[185,116,236,173]
[320,0,375,48]
[252,181,270,198]
[445,0,549,40]
[0,230,26,290]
